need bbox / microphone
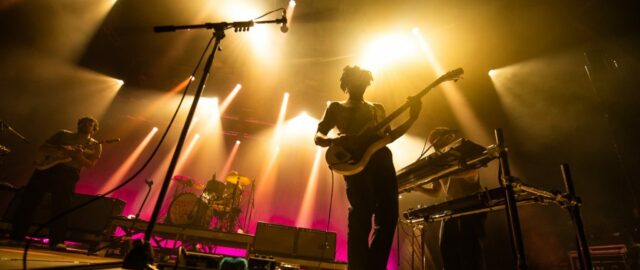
[280,10,289,33]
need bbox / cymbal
[225,174,251,186]
[172,175,203,190]
[192,183,204,190]
[172,175,191,182]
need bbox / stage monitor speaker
[254,222,297,256]
[3,189,125,235]
[296,228,337,261]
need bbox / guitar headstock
[105,138,121,144]
[436,68,464,84]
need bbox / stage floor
[0,217,348,269]
[0,245,121,270]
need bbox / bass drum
[167,193,210,226]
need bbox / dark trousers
[440,213,487,270]
[344,147,398,270]
[11,164,79,247]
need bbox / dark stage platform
[0,245,121,270]
[0,217,347,270]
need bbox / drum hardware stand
[214,179,241,232]
[242,178,256,232]
[122,14,287,269]
[227,178,242,232]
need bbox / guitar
[325,68,464,175]
[33,138,120,170]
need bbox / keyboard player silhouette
[407,127,488,270]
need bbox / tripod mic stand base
[122,239,156,270]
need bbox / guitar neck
[371,80,439,132]
[370,67,463,133]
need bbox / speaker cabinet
[3,188,125,235]
[254,222,297,256]
[253,222,337,261]
[296,227,336,261]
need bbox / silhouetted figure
[315,66,421,269]
[10,116,102,249]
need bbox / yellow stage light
[296,147,323,228]
[220,139,241,178]
[412,27,492,144]
[488,69,497,77]
[220,84,242,115]
[98,126,158,194]
[283,112,317,138]
[358,33,418,72]
[175,133,201,174]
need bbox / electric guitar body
[33,138,119,170]
[326,68,464,175]
[326,129,392,176]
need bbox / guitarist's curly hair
[340,65,373,92]
[77,116,99,132]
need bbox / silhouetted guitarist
[314,65,421,269]
[10,116,102,250]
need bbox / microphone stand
[127,178,154,236]
[122,16,286,269]
[90,178,154,256]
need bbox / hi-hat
[225,173,251,186]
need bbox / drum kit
[166,171,252,232]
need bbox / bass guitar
[325,68,464,175]
[34,138,120,170]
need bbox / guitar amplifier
[3,189,125,235]
[296,227,337,261]
[253,222,337,261]
[254,222,297,256]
